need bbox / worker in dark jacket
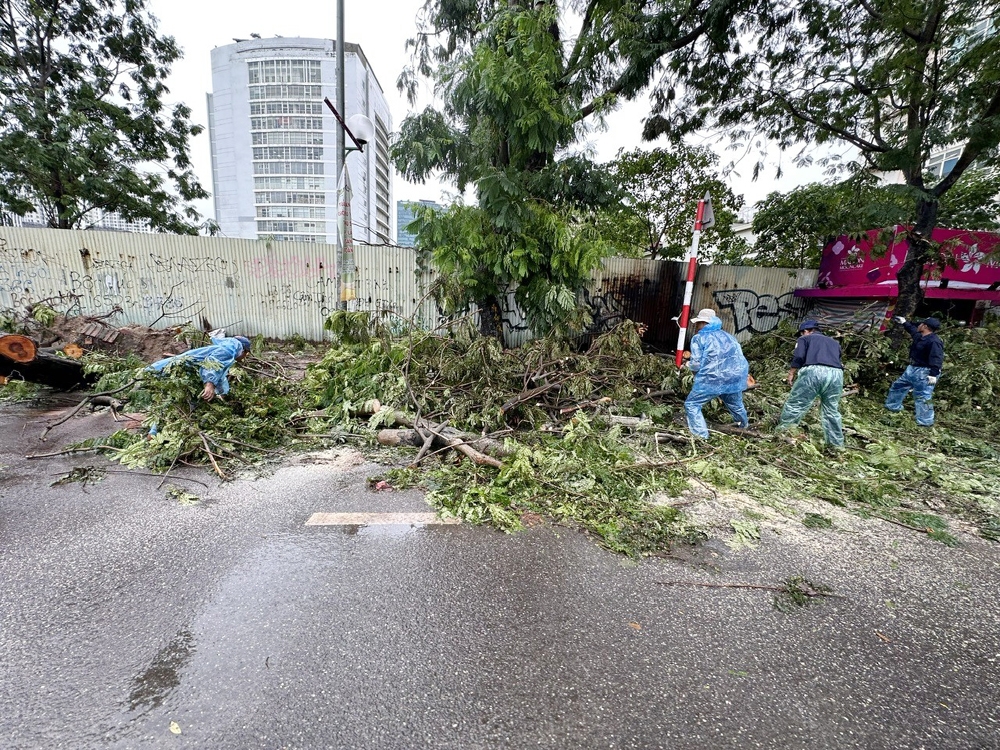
[776,320,844,447]
[884,316,944,426]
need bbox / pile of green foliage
[75,345,320,478]
[61,314,1000,556]
[311,315,1000,552]
[726,320,1000,544]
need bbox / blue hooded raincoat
[684,318,750,438]
[147,337,246,396]
[687,318,749,394]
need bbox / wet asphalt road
[2,404,1000,749]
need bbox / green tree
[750,166,1000,269]
[600,145,748,261]
[0,0,208,232]
[393,0,755,337]
[648,0,1000,317]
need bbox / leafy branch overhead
[647,0,1000,313]
[391,0,759,337]
[0,0,208,232]
[749,166,1000,269]
[600,145,749,262]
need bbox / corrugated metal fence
[0,227,817,345]
[0,227,438,340]
[693,266,819,341]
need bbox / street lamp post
[323,94,374,311]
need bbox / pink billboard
[798,226,1000,300]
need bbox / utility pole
[336,0,346,310]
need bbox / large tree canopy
[648,0,1000,317]
[0,0,208,232]
[599,144,748,261]
[392,0,756,337]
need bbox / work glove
[927,376,938,385]
[892,316,906,324]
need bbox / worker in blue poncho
[683,308,750,438]
[147,335,252,401]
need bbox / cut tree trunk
[0,333,37,363]
[0,349,94,390]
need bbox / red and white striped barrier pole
[674,198,707,367]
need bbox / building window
[247,59,322,85]
[927,146,964,179]
[250,116,324,131]
[254,177,326,190]
[374,113,392,241]
[254,191,327,205]
[249,102,324,116]
[251,131,324,145]
[257,220,327,233]
[253,162,325,175]
[248,84,323,100]
[256,205,326,219]
[252,146,324,161]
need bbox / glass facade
[927,146,964,179]
[396,200,442,247]
[374,114,392,243]
[247,59,327,243]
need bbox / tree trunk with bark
[477,293,505,341]
[0,344,93,390]
[894,196,939,319]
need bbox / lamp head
[347,114,375,146]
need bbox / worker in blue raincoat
[683,308,750,438]
[147,335,252,401]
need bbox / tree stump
[0,333,38,363]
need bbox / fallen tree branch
[655,431,693,444]
[40,380,138,441]
[199,432,227,480]
[654,580,843,599]
[27,445,126,459]
[559,396,612,415]
[501,379,569,413]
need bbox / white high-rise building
[207,37,393,245]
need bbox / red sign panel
[799,226,1000,300]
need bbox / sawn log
[377,412,508,469]
[0,348,94,390]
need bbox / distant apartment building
[396,200,443,247]
[208,37,393,245]
[3,210,152,233]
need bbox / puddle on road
[126,628,196,711]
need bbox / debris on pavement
[5,304,1000,558]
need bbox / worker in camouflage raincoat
[776,320,844,447]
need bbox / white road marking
[305,512,460,526]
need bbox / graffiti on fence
[581,286,627,334]
[713,288,806,335]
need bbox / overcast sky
[153,0,830,224]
